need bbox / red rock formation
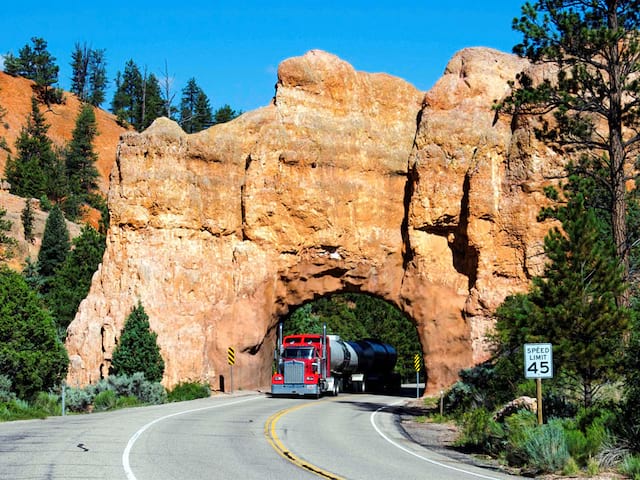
[66,49,561,394]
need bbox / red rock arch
[66,49,554,395]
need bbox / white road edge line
[370,400,503,480]
[122,395,262,480]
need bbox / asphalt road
[0,392,523,480]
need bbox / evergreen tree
[213,104,240,125]
[45,225,105,333]
[111,60,143,129]
[141,73,164,130]
[70,43,90,102]
[87,48,107,107]
[0,266,68,399]
[46,150,70,204]
[110,303,165,382]
[4,37,63,105]
[495,187,629,407]
[179,78,213,133]
[111,60,164,131]
[22,256,44,292]
[37,204,70,289]
[21,199,34,243]
[65,103,99,197]
[70,44,108,108]
[4,97,60,199]
[500,1,640,303]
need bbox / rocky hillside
[0,71,126,269]
[0,71,126,193]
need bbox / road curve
[0,392,523,480]
[271,393,522,480]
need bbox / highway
[0,392,523,480]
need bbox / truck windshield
[283,347,315,359]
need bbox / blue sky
[1,2,523,114]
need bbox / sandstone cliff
[66,49,561,394]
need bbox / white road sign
[524,343,553,379]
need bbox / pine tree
[141,73,164,130]
[37,204,70,289]
[87,49,107,107]
[65,103,99,196]
[500,1,640,304]
[70,43,90,102]
[4,37,63,105]
[179,78,212,133]
[21,199,34,243]
[213,104,240,125]
[495,187,629,407]
[70,44,108,108]
[0,266,68,399]
[4,97,59,199]
[45,225,105,333]
[111,60,143,129]
[110,303,165,382]
[179,78,200,133]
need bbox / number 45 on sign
[524,343,553,379]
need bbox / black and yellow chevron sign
[227,347,236,366]
[414,354,421,372]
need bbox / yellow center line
[264,400,346,480]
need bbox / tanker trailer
[271,324,401,397]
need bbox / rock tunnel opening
[277,292,425,392]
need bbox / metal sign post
[227,347,236,394]
[414,353,422,399]
[524,343,553,425]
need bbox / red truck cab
[271,334,331,397]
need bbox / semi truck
[270,324,401,398]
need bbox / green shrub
[503,410,538,466]
[562,457,580,476]
[115,395,140,409]
[621,455,640,480]
[67,374,166,412]
[93,390,117,411]
[33,392,60,416]
[454,407,504,454]
[0,399,48,421]
[65,387,93,412]
[586,457,600,476]
[0,374,14,403]
[137,380,167,405]
[168,382,210,402]
[561,408,612,467]
[521,419,569,473]
[90,373,166,405]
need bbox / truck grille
[283,360,304,384]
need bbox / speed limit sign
[524,343,553,379]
